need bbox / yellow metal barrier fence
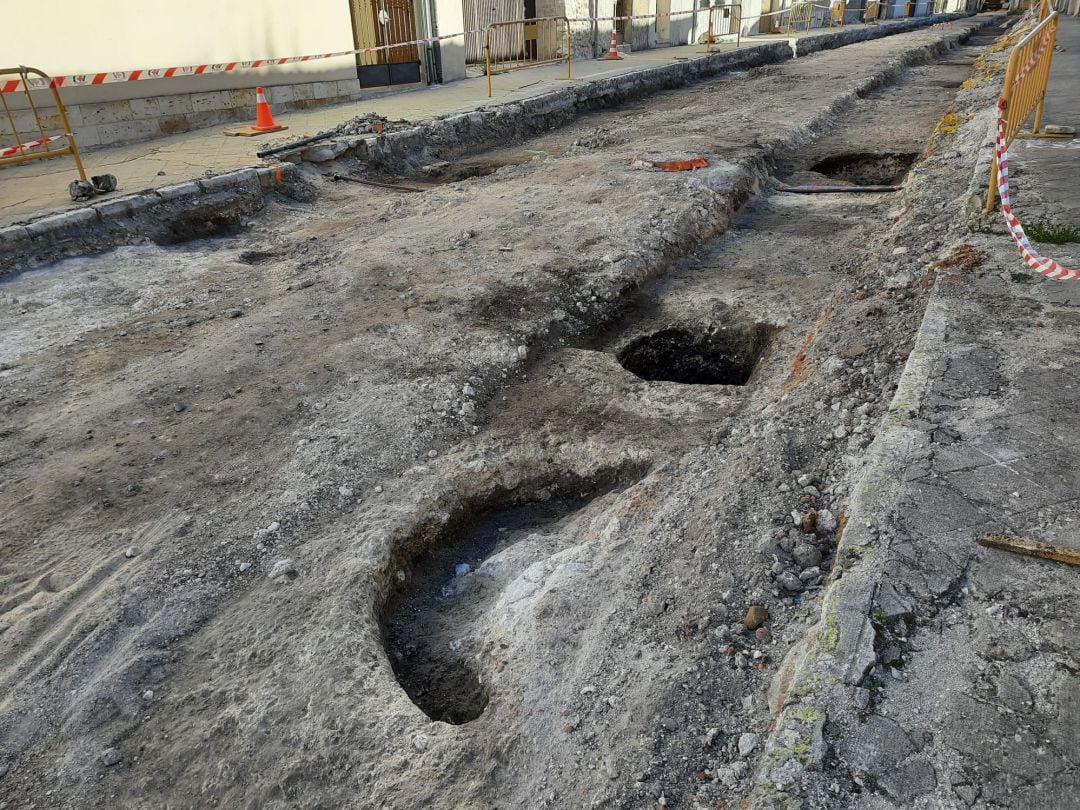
[985,10,1059,211]
[485,17,571,97]
[704,4,743,51]
[864,0,882,22]
[0,66,86,182]
[785,2,815,33]
[830,0,846,26]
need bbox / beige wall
[0,0,358,103]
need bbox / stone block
[199,168,259,194]
[312,81,338,100]
[92,197,135,220]
[128,97,160,119]
[155,181,201,201]
[25,207,98,237]
[3,107,71,138]
[300,141,348,163]
[158,115,191,136]
[227,88,256,111]
[335,79,362,98]
[265,84,296,105]
[80,100,135,126]
[97,119,160,146]
[0,225,30,245]
[190,91,231,112]
[124,193,159,213]
[291,83,315,101]
[72,124,102,149]
[156,94,194,116]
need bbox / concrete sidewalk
[0,18,953,229]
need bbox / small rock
[427,449,438,459]
[0,760,9,779]
[462,383,477,397]
[100,747,122,767]
[703,727,721,749]
[516,345,528,361]
[792,543,822,569]
[796,473,818,487]
[268,558,298,581]
[825,356,847,376]
[338,485,354,497]
[744,605,769,630]
[777,571,804,592]
[738,733,760,757]
[173,402,186,413]
[833,425,849,440]
[816,509,838,534]
[717,760,749,787]
[238,561,252,572]
[755,627,772,643]
[454,563,471,577]
[374,485,384,493]
[799,566,821,583]
[854,687,871,711]
[142,690,155,701]
[123,546,138,559]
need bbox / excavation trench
[380,467,645,724]
[378,36,985,727]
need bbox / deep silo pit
[616,322,776,386]
[380,469,643,725]
[809,152,919,186]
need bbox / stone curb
[750,295,949,808]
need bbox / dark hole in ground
[809,152,919,186]
[409,153,541,186]
[617,323,775,385]
[380,468,641,724]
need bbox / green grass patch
[1025,220,1080,244]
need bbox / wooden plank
[977,533,1080,567]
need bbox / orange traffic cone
[771,16,781,33]
[224,87,288,137]
[604,29,623,60]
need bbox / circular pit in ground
[616,323,775,386]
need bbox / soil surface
[0,21,991,809]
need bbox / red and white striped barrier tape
[995,96,1080,281]
[1,7,748,95]
[0,132,69,158]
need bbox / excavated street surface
[0,17,1036,810]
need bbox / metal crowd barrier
[0,65,87,184]
[703,4,743,50]
[985,10,1060,210]
[485,17,571,97]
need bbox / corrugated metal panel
[464,0,526,62]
